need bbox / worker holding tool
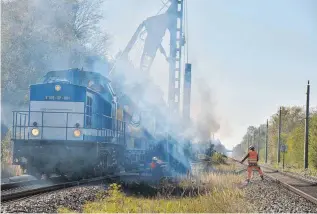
[151,157,164,181]
[240,145,264,183]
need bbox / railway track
[1,180,40,191]
[1,172,145,203]
[1,176,67,191]
[229,157,317,205]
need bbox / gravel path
[245,177,317,213]
[1,184,107,213]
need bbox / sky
[101,0,317,150]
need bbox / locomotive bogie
[13,140,124,179]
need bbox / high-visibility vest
[248,151,258,164]
[151,162,156,169]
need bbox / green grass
[59,179,252,213]
[58,165,254,213]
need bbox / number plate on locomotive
[45,96,71,101]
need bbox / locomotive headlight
[55,85,61,91]
[73,129,81,137]
[31,128,40,136]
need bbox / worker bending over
[151,157,163,181]
[240,145,264,183]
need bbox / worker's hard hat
[249,145,255,150]
[152,157,158,161]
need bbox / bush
[1,129,22,178]
[212,152,227,165]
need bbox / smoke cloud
[194,79,221,142]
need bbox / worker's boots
[260,175,264,181]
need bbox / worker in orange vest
[151,157,164,180]
[240,145,264,183]
[151,157,158,169]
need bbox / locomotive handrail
[12,110,126,122]
[12,110,127,144]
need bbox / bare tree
[1,0,110,117]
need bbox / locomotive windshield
[44,76,71,84]
[39,68,114,102]
[42,70,73,84]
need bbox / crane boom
[115,12,170,73]
[110,0,188,118]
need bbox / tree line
[1,0,108,177]
[232,106,317,171]
[1,0,108,116]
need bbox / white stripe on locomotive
[29,101,84,140]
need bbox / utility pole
[257,127,260,151]
[167,134,170,166]
[183,63,192,122]
[168,0,184,115]
[253,131,255,147]
[277,107,282,164]
[247,133,250,152]
[304,80,310,169]
[265,119,268,163]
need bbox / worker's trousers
[247,165,263,179]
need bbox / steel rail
[229,157,317,205]
[260,164,317,185]
[263,172,317,205]
[1,180,39,191]
[1,176,72,191]
[1,174,125,203]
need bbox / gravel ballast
[2,176,317,213]
[245,177,317,213]
[1,184,106,213]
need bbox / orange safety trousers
[247,165,263,179]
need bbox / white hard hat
[152,157,158,161]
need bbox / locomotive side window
[86,96,93,128]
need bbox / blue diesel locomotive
[12,68,128,179]
[11,68,191,179]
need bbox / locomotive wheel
[85,165,95,179]
[25,159,42,179]
[105,151,113,175]
[27,167,42,180]
[107,148,118,174]
[20,164,27,175]
[69,172,82,181]
[96,154,108,176]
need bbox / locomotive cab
[12,68,126,179]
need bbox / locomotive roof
[36,68,115,102]
[43,68,111,83]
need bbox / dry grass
[58,168,254,213]
[212,162,237,172]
